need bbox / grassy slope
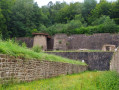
[1,71,119,90]
[0,40,86,65]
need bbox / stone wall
[53,34,68,50]
[0,54,87,82]
[16,37,33,48]
[110,48,119,73]
[67,33,119,50]
[47,52,113,70]
[16,33,119,50]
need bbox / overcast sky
[34,0,117,7]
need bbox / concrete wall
[0,54,87,82]
[110,48,119,73]
[47,52,113,70]
[33,35,47,50]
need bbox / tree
[82,0,97,21]
[0,0,14,39]
[9,0,45,37]
[91,15,111,25]
[56,2,83,23]
[0,8,6,36]
[110,0,119,24]
[88,0,112,24]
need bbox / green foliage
[91,15,110,25]
[66,20,84,34]
[75,16,118,34]
[21,42,27,48]
[46,23,67,35]
[0,0,119,38]
[32,46,42,53]
[95,71,119,90]
[1,71,119,90]
[110,0,119,24]
[0,0,14,39]
[1,77,18,89]
[46,19,85,35]
[88,0,112,24]
[56,2,83,23]
[82,0,97,21]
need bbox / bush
[75,23,118,34]
[66,20,84,34]
[32,46,42,53]
[46,23,67,35]
[91,15,110,25]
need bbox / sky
[34,0,117,7]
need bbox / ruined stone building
[16,33,119,51]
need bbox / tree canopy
[0,0,119,39]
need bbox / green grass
[0,40,86,65]
[1,71,119,90]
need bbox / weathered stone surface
[110,48,119,73]
[47,52,113,70]
[16,33,119,50]
[67,33,119,50]
[53,34,68,50]
[0,54,87,82]
[33,34,47,51]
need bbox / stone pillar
[33,33,47,51]
[110,47,119,73]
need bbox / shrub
[21,42,27,48]
[32,46,42,53]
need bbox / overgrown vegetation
[0,71,119,90]
[32,46,43,53]
[0,40,86,65]
[0,0,119,39]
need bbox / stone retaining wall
[0,54,87,82]
[47,52,113,70]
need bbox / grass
[0,40,86,65]
[0,71,119,90]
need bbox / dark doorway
[47,38,54,51]
[106,46,110,51]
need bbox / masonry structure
[16,33,119,51]
[47,52,113,70]
[0,54,87,82]
[110,47,119,73]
